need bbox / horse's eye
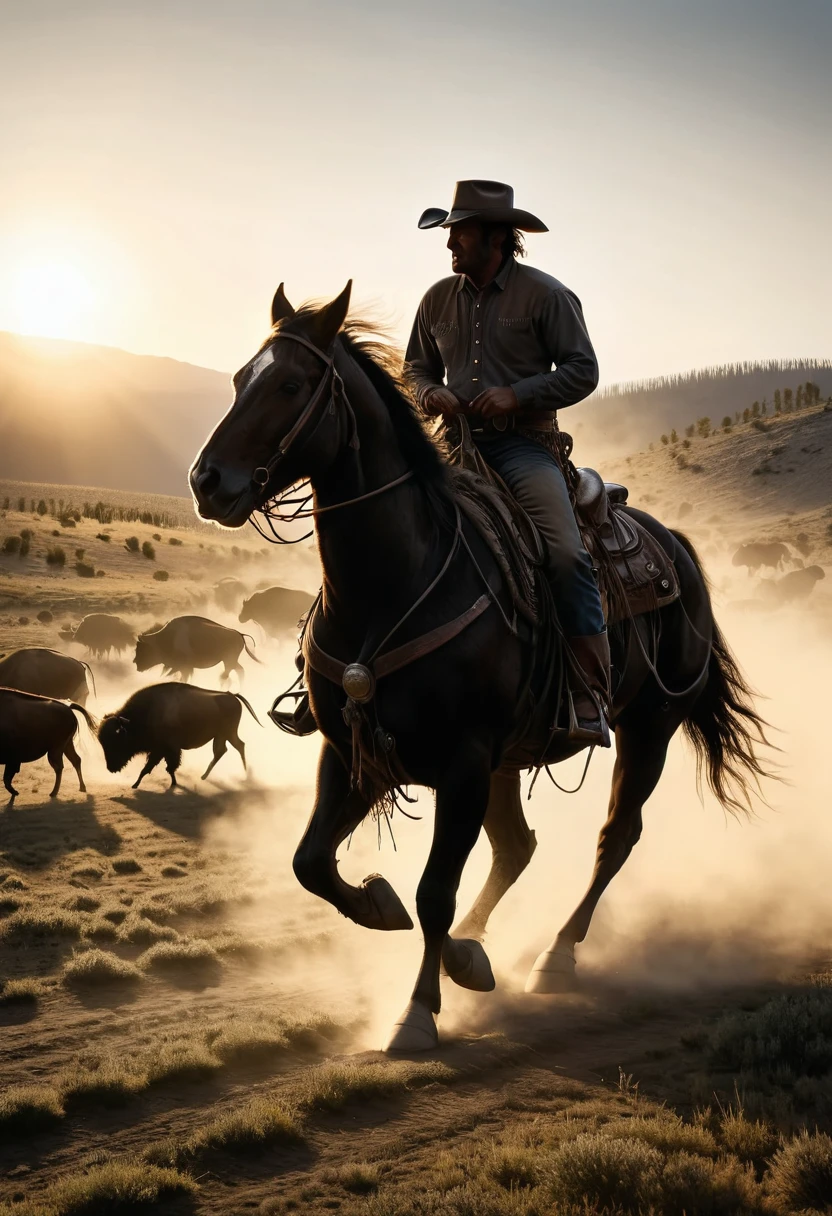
[281,382,300,396]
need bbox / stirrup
[568,715,611,748]
[268,690,318,737]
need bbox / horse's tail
[239,633,263,665]
[671,529,776,817]
[233,693,263,726]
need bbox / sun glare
[10,260,96,342]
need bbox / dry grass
[0,1085,64,1137]
[766,1130,832,1211]
[181,1095,303,1156]
[0,1160,196,1215]
[70,866,104,881]
[137,937,219,973]
[63,895,101,913]
[61,950,143,989]
[708,984,832,1080]
[144,1043,224,1085]
[324,1162,382,1194]
[59,1067,146,1110]
[292,1060,459,1113]
[0,909,83,942]
[110,859,142,876]
[603,1111,719,1157]
[0,976,42,1006]
[716,1105,779,1168]
[116,916,178,946]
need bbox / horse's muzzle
[189,460,253,527]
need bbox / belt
[468,414,555,437]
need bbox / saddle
[572,467,679,623]
[446,418,679,628]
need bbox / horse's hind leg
[386,739,491,1052]
[293,743,412,932]
[65,738,86,793]
[443,771,537,992]
[526,710,676,993]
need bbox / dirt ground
[1,461,831,1215]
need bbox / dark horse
[190,282,768,1051]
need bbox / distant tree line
[599,359,832,402]
[658,380,827,448]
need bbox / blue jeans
[476,433,606,637]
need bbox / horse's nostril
[195,465,221,496]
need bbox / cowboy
[404,179,610,746]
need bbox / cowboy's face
[446,221,503,277]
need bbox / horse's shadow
[0,796,121,868]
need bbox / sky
[0,0,829,384]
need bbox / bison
[213,577,247,613]
[239,586,315,639]
[133,615,260,683]
[61,613,136,658]
[759,564,826,606]
[732,542,791,576]
[0,688,94,800]
[0,648,93,705]
[98,683,261,789]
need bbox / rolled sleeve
[404,296,446,407]
[511,289,599,410]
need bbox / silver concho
[342,663,374,703]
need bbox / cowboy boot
[567,631,612,748]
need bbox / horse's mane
[277,308,451,500]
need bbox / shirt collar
[457,256,515,295]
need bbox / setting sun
[10,259,95,342]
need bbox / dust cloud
[109,546,826,1051]
[62,544,832,1049]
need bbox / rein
[249,331,414,542]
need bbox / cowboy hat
[418,179,548,232]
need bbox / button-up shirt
[404,258,599,417]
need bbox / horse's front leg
[293,742,413,931]
[385,739,491,1052]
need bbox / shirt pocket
[495,315,536,363]
[431,319,459,359]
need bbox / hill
[597,398,832,582]
[0,332,230,496]
[575,359,832,461]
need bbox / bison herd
[0,583,314,802]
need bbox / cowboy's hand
[424,387,462,416]
[469,386,519,419]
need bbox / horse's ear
[309,281,352,350]
[270,282,294,326]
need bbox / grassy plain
[0,442,830,1214]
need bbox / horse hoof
[363,874,414,931]
[384,1000,438,1053]
[442,938,496,992]
[525,943,577,994]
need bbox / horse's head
[190,281,352,527]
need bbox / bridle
[248,329,414,545]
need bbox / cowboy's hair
[481,223,526,259]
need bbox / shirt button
[475,340,480,344]
[474,359,479,364]
[472,377,478,382]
